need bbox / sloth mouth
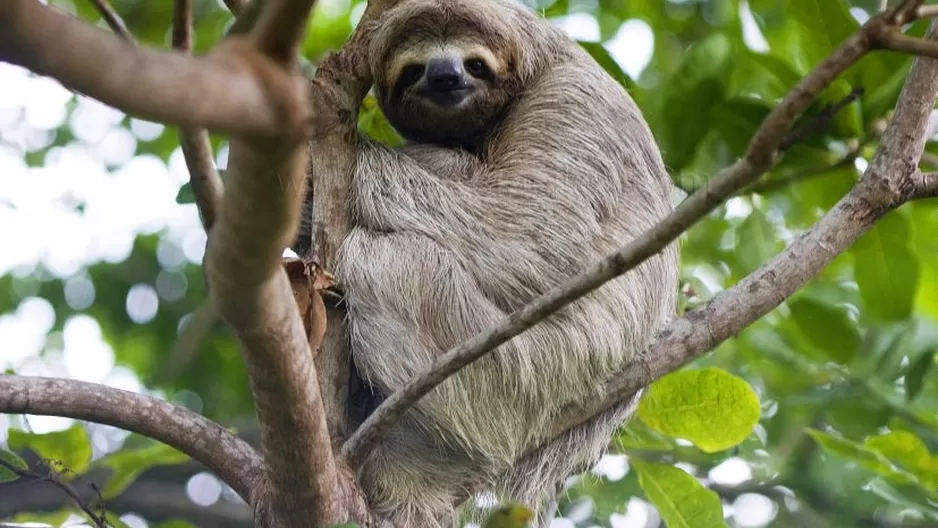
[419,86,472,108]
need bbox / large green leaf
[631,459,726,528]
[95,441,190,499]
[807,429,924,490]
[749,0,858,75]
[8,425,93,474]
[654,33,734,171]
[852,211,921,322]
[788,297,860,363]
[637,368,760,453]
[866,431,938,491]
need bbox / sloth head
[367,0,548,148]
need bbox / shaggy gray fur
[308,0,680,525]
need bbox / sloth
[298,0,679,526]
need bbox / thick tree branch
[341,8,920,467]
[0,376,263,503]
[0,0,310,139]
[201,0,344,525]
[543,18,938,459]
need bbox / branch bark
[0,0,310,139]
[341,6,930,466]
[200,0,346,525]
[172,0,224,230]
[0,376,263,503]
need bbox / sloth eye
[399,64,425,87]
[464,58,490,78]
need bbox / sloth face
[377,36,518,149]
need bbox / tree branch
[0,458,108,528]
[543,17,938,461]
[0,376,263,503]
[87,0,132,42]
[0,0,311,139]
[341,8,913,467]
[201,0,344,525]
[173,0,224,230]
[919,170,938,197]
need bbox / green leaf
[749,0,858,74]
[736,209,782,275]
[0,448,29,482]
[711,99,772,156]
[637,368,760,453]
[358,96,403,147]
[788,297,859,363]
[8,508,74,527]
[96,441,190,499]
[852,211,921,321]
[104,514,135,528]
[808,429,894,473]
[8,425,92,474]
[631,459,727,528]
[807,429,920,488]
[615,420,676,452]
[175,182,195,204]
[866,431,938,490]
[907,350,936,402]
[728,52,802,101]
[822,78,864,139]
[155,521,200,528]
[655,33,734,171]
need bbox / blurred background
[2,0,938,527]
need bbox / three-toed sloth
[298,0,679,526]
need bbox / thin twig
[876,30,938,58]
[87,0,132,42]
[0,458,108,528]
[172,0,193,52]
[920,170,938,196]
[341,11,892,467]
[173,0,224,230]
[779,87,864,150]
[0,376,264,503]
[746,154,859,195]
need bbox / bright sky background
[0,1,830,526]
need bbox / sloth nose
[425,59,463,90]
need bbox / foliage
[3,0,938,527]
